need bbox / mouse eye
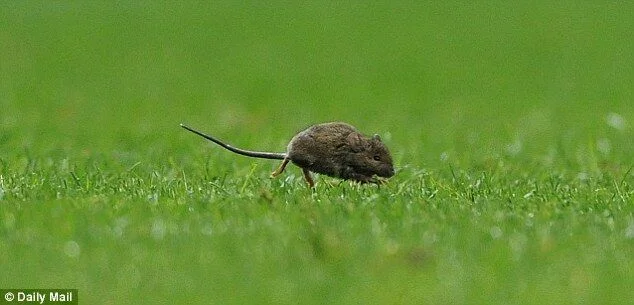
[373,155,381,161]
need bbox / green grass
[2,2,634,304]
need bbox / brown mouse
[180,122,395,187]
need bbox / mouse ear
[347,133,365,152]
[373,134,382,142]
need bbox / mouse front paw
[367,176,389,185]
[348,174,381,185]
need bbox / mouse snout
[379,165,395,178]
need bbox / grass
[2,2,634,304]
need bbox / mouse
[180,122,395,188]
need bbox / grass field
[2,2,634,304]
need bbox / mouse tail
[180,124,287,160]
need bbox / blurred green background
[3,2,632,165]
[2,2,634,304]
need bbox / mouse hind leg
[271,156,315,188]
[302,168,315,188]
[270,157,290,178]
